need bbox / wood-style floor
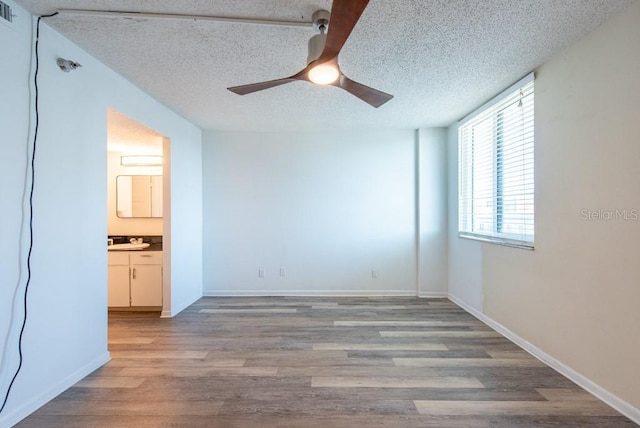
[18,297,635,427]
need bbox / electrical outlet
[280,267,286,277]
[258,267,265,278]
[371,269,379,279]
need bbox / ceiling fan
[227,0,393,108]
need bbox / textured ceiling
[107,108,163,154]
[16,0,634,132]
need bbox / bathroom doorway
[106,109,170,318]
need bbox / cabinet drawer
[130,251,162,265]
[108,252,129,266]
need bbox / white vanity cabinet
[130,252,163,306]
[108,251,162,308]
[107,252,130,307]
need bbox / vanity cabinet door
[108,253,131,307]
[130,252,163,307]
[130,264,162,306]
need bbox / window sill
[458,233,534,250]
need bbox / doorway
[106,108,170,317]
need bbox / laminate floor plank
[393,357,546,367]
[380,330,502,338]
[310,305,409,310]
[345,349,493,359]
[245,356,395,367]
[118,366,279,377]
[73,377,145,389]
[217,398,418,416]
[312,342,448,351]
[413,399,621,416]
[311,376,485,389]
[109,350,208,359]
[203,350,349,360]
[34,400,224,416]
[535,387,601,402]
[489,416,638,427]
[486,349,533,359]
[142,375,312,390]
[107,337,156,344]
[208,301,338,307]
[334,320,482,327]
[49,385,183,402]
[199,308,298,314]
[16,296,634,427]
[277,366,438,377]
[106,357,246,368]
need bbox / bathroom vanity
[108,236,163,310]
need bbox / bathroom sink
[107,243,150,251]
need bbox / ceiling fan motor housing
[307,33,327,64]
[307,10,331,65]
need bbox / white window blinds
[458,73,535,249]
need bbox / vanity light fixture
[120,155,163,166]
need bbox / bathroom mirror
[116,175,163,218]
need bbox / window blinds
[458,73,535,248]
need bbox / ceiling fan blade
[316,0,369,63]
[227,77,298,95]
[333,74,393,108]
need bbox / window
[458,73,534,249]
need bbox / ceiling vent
[0,1,13,23]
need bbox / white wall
[417,128,449,297]
[447,1,640,416]
[202,130,420,296]
[165,129,203,316]
[0,3,202,425]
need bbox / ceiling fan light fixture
[308,64,340,85]
[227,1,393,107]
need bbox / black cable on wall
[0,11,59,415]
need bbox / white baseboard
[448,293,640,425]
[0,351,111,427]
[203,290,417,297]
[417,291,448,298]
